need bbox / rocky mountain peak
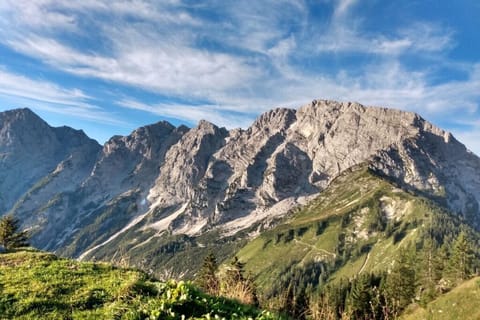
[3,101,480,265]
[0,107,39,122]
[0,108,101,213]
[103,120,177,156]
[89,120,188,194]
[147,120,228,206]
[251,107,296,133]
[196,119,222,131]
[0,108,54,149]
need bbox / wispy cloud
[118,99,255,129]
[7,34,257,99]
[334,0,358,17]
[0,68,89,106]
[0,0,478,153]
[317,0,453,55]
[0,68,125,125]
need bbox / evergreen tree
[383,248,416,311]
[226,256,246,283]
[448,231,474,282]
[196,252,219,295]
[348,274,371,318]
[418,236,443,302]
[0,215,28,250]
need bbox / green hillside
[0,250,282,320]
[238,166,435,289]
[235,165,480,318]
[401,277,480,320]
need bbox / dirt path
[358,251,370,274]
[293,239,336,258]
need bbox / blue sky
[0,1,479,154]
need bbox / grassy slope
[401,277,480,320]
[0,250,282,320]
[236,165,455,295]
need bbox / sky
[0,1,479,154]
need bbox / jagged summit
[0,107,38,119]
[0,108,52,147]
[0,108,101,213]
[1,101,479,270]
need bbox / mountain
[17,119,188,252]
[1,100,480,279]
[0,108,101,214]
[235,164,480,296]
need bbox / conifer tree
[226,256,246,283]
[383,248,416,311]
[448,231,474,282]
[280,280,309,320]
[348,274,371,318]
[196,252,219,295]
[0,215,28,251]
[417,236,444,303]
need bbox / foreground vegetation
[0,250,282,319]
[1,249,479,320]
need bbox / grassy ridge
[0,250,282,319]
[236,165,479,307]
[237,166,419,292]
[401,277,480,320]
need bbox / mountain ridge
[1,100,479,277]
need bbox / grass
[401,277,480,320]
[0,249,284,320]
[236,165,463,294]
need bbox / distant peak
[147,120,175,130]
[1,107,41,119]
[7,107,34,113]
[196,119,221,131]
[0,107,49,130]
[176,124,190,132]
[250,107,297,134]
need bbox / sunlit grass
[0,250,284,319]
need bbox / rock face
[0,108,101,213]
[2,101,480,263]
[369,125,480,228]
[25,120,188,252]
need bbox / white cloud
[267,36,297,58]
[6,33,258,100]
[0,0,77,31]
[334,0,358,17]
[118,99,255,129]
[0,0,478,154]
[316,22,452,55]
[0,68,89,105]
[0,68,124,125]
[315,1,453,56]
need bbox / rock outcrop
[0,108,101,213]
